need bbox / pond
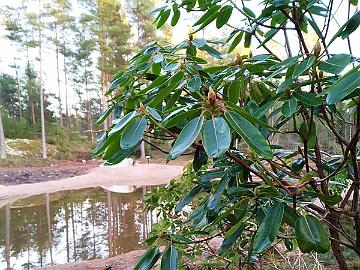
[0,186,158,269]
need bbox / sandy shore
[0,163,183,207]
[40,250,145,270]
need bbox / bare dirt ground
[0,160,100,185]
[40,250,145,270]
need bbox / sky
[0,0,359,116]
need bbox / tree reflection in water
[0,186,155,269]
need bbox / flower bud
[236,53,243,66]
[208,88,217,104]
[314,41,321,56]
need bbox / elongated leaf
[188,76,202,92]
[202,117,231,158]
[318,54,351,74]
[294,91,322,106]
[168,116,204,160]
[228,32,243,53]
[105,143,140,165]
[146,107,162,121]
[295,215,330,253]
[253,203,284,254]
[292,56,316,78]
[219,223,246,255]
[109,111,139,136]
[193,147,208,171]
[216,5,233,28]
[193,5,221,26]
[224,111,273,159]
[208,173,232,210]
[134,247,161,270]
[143,74,169,93]
[281,97,297,117]
[171,7,180,26]
[157,9,171,28]
[329,11,360,44]
[228,80,241,103]
[225,101,275,130]
[149,72,184,107]
[326,70,360,104]
[161,246,178,270]
[175,186,202,214]
[120,117,147,149]
[97,107,112,125]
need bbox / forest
[0,0,171,160]
[1,0,360,270]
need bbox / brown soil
[40,250,144,270]
[0,159,100,185]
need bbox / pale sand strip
[0,164,183,204]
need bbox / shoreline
[0,163,183,206]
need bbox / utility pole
[38,0,47,159]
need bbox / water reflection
[0,186,156,269]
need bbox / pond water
[0,186,158,270]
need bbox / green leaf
[153,54,164,64]
[341,11,360,39]
[225,101,275,130]
[161,246,178,270]
[326,70,360,104]
[193,5,221,26]
[253,203,284,254]
[200,44,222,59]
[244,32,252,48]
[294,91,322,106]
[105,143,140,165]
[295,215,330,253]
[134,247,161,270]
[193,147,208,171]
[243,7,256,18]
[149,72,184,107]
[208,173,232,210]
[318,54,351,74]
[329,11,360,44]
[281,97,297,117]
[292,56,316,78]
[168,116,204,160]
[157,9,171,29]
[144,74,169,93]
[219,223,246,255]
[120,117,147,149]
[216,5,233,29]
[96,107,112,125]
[188,76,202,92]
[228,80,241,103]
[109,111,139,136]
[224,111,273,159]
[228,32,243,53]
[146,107,162,121]
[202,117,231,158]
[299,120,317,148]
[175,186,202,214]
[171,7,181,26]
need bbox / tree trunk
[38,0,47,159]
[14,57,22,120]
[55,25,63,126]
[63,52,69,130]
[0,108,6,159]
[328,211,348,270]
[101,72,108,131]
